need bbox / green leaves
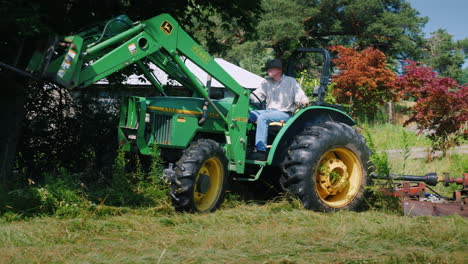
[422,29,467,83]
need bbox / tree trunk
[0,76,27,182]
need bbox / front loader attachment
[118,96,152,155]
[26,35,84,87]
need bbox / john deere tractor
[13,13,372,213]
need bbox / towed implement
[372,173,468,217]
[4,14,372,212]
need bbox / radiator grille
[154,114,172,145]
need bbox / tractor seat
[268,120,286,134]
[268,120,285,127]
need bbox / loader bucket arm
[21,14,251,173]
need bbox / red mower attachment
[372,173,468,217]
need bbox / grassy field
[363,123,432,151]
[364,123,467,177]
[1,123,467,264]
[1,203,467,264]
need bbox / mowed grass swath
[1,123,466,264]
[0,204,466,264]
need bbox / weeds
[0,168,91,220]
[400,129,414,174]
[363,125,402,214]
[1,145,170,220]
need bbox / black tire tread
[280,121,372,211]
[169,139,228,213]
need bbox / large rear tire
[280,121,372,211]
[169,139,229,213]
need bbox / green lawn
[1,204,466,264]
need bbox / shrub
[0,168,91,219]
[328,45,398,120]
[394,60,468,155]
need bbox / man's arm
[250,80,267,103]
[294,80,310,106]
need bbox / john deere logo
[160,21,173,35]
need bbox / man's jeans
[249,109,291,151]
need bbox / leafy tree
[223,0,427,75]
[329,45,397,120]
[422,29,467,83]
[303,0,428,61]
[461,67,468,86]
[394,60,468,154]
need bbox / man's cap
[264,59,282,71]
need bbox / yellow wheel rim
[314,148,363,208]
[193,157,224,212]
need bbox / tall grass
[363,123,431,151]
[0,145,170,220]
[362,126,401,213]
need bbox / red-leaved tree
[395,60,468,154]
[329,45,397,119]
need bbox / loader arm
[26,14,250,172]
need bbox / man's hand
[297,99,310,108]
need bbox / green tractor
[18,13,372,213]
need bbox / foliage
[422,29,467,83]
[16,84,119,182]
[400,129,414,174]
[1,145,169,219]
[302,0,428,60]
[1,0,262,64]
[362,125,401,214]
[221,0,428,75]
[99,144,169,207]
[0,168,91,219]
[226,44,275,76]
[462,67,468,86]
[296,70,337,104]
[329,45,398,120]
[394,60,468,154]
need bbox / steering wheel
[250,91,266,110]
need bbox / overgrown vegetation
[0,145,170,221]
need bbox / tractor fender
[267,106,355,165]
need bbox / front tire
[169,139,228,213]
[280,121,372,211]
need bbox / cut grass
[0,203,466,264]
[1,123,467,264]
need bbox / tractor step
[245,160,267,165]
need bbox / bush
[17,83,119,182]
[328,45,398,121]
[394,60,468,155]
[0,168,91,219]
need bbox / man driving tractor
[248,59,310,160]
